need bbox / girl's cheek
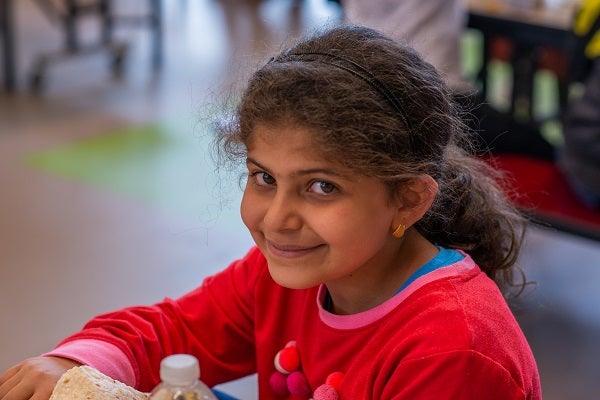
[240,191,261,230]
[240,194,252,227]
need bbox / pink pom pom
[313,384,339,400]
[287,371,311,397]
[269,371,290,396]
[325,371,344,390]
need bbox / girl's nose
[263,190,302,232]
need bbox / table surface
[466,0,580,30]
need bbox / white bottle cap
[160,354,200,386]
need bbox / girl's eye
[252,171,276,186]
[309,180,337,195]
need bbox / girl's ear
[391,174,438,229]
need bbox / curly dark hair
[216,25,527,295]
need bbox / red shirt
[48,246,541,399]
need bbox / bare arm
[0,357,80,400]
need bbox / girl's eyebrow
[246,157,348,178]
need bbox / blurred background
[1,1,600,399]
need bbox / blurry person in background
[560,66,600,208]
[558,0,600,208]
[342,0,472,95]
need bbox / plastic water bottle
[149,354,218,400]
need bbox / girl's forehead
[247,123,320,151]
[246,123,352,172]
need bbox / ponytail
[417,144,528,295]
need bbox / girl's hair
[217,25,528,295]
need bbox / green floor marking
[25,121,243,221]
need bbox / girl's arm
[51,247,264,392]
[2,247,265,395]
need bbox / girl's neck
[325,230,438,315]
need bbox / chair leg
[150,0,162,70]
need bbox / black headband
[268,51,418,154]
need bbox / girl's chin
[267,264,322,290]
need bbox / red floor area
[487,154,600,240]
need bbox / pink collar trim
[317,254,477,330]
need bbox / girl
[0,25,541,399]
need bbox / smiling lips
[266,240,325,259]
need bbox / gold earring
[392,223,406,238]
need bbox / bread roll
[49,365,148,400]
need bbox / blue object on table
[213,389,240,400]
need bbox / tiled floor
[1,1,600,399]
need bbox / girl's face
[240,123,403,291]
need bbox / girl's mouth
[266,240,324,259]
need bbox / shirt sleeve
[48,247,266,392]
[43,339,136,385]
